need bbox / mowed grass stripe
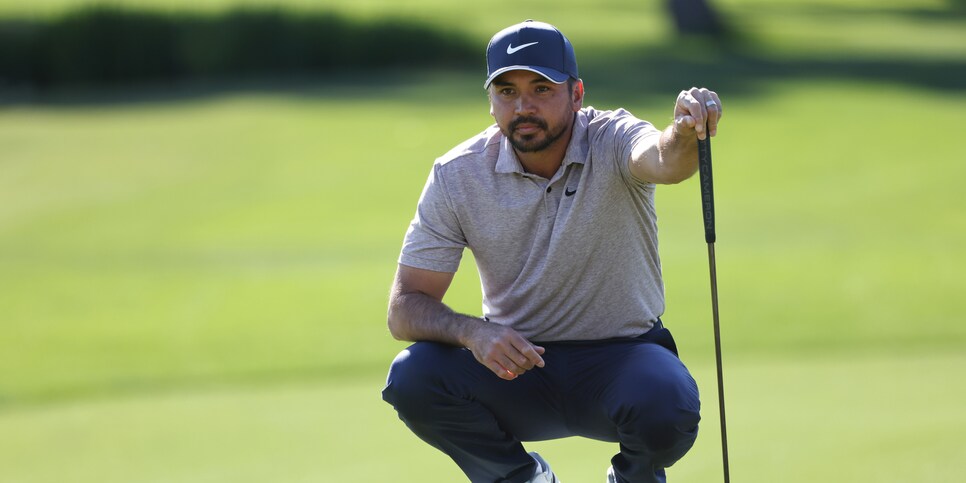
[0,354,963,482]
[0,90,485,403]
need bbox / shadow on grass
[1,0,965,106]
[738,2,966,20]
[4,46,964,108]
[583,43,966,106]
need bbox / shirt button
[546,187,552,193]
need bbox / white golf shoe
[606,465,617,483]
[527,452,560,483]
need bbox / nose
[515,93,536,116]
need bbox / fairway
[2,0,966,482]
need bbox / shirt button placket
[545,184,559,219]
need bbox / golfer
[382,20,721,483]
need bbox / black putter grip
[697,126,716,243]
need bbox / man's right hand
[463,322,546,381]
[388,264,545,381]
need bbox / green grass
[2,0,966,481]
[0,86,490,402]
[2,75,965,482]
[2,354,964,482]
[4,78,963,401]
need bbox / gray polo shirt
[399,107,664,342]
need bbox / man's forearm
[629,125,699,184]
[387,291,484,346]
[656,124,699,184]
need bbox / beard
[506,115,569,153]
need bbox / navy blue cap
[484,20,579,89]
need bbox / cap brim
[483,66,570,89]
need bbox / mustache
[510,116,547,132]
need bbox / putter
[697,122,730,483]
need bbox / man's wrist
[454,315,488,348]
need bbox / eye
[499,87,515,96]
[535,85,551,93]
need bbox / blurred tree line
[0,3,728,89]
[0,6,475,88]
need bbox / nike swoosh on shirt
[506,42,539,55]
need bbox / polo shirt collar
[495,110,589,175]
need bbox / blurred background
[1,0,964,481]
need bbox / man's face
[488,70,583,153]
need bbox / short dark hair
[567,78,581,94]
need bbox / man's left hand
[673,87,722,141]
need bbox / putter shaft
[707,242,730,483]
[697,127,730,483]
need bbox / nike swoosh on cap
[506,42,539,55]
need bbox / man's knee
[641,406,700,459]
[381,342,456,421]
[618,363,701,456]
[653,401,699,466]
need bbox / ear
[572,79,584,111]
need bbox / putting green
[1,1,965,479]
[1,352,962,482]
[1,78,965,483]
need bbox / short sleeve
[607,109,661,189]
[398,163,466,273]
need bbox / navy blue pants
[382,324,700,483]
